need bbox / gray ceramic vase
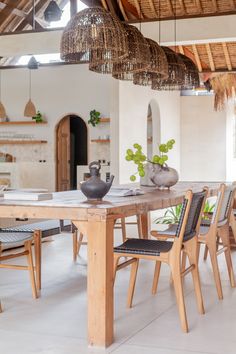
[81,161,114,200]
[149,163,179,189]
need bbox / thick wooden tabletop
[0,182,220,221]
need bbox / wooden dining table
[0,182,221,347]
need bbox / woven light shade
[24,99,37,117]
[152,47,185,91]
[112,24,151,81]
[24,70,37,118]
[178,53,200,90]
[60,7,128,69]
[0,70,6,119]
[0,102,6,119]
[133,38,168,86]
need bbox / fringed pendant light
[60,7,128,71]
[133,38,168,86]
[152,47,185,91]
[0,70,7,120]
[111,24,151,81]
[24,57,38,117]
[178,53,200,90]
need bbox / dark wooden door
[57,117,70,191]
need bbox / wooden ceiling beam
[195,0,203,13]
[211,0,218,13]
[178,45,185,54]
[118,0,128,20]
[70,0,77,18]
[179,0,186,15]
[205,43,215,71]
[13,0,48,31]
[222,42,232,71]
[192,44,202,72]
[133,0,144,19]
[120,0,140,18]
[0,0,24,26]
[148,0,158,17]
[104,0,125,20]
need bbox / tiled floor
[0,226,236,354]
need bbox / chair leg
[25,241,38,299]
[219,225,236,288]
[171,263,188,333]
[121,218,127,242]
[208,243,223,300]
[185,240,205,315]
[181,251,187,272]
[73,231,78,262]
[230,211,236,242]
[203,245,208,261]
[34,230,42,292]
[152,261,161,295]
[113,254,121,284]
[127,259,139,308]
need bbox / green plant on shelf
[125,139,175,182]
[32,110,43,123]
[88,110,101,127]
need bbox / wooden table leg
[140,212,150,239]
[75,218,114,347]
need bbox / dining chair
[0,231,39,311]
[113,188,208,332]
[198,183,236,299]
[72,216,142,262]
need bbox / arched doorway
[56,115,88,191]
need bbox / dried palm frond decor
[0,70,6,120]
[152,47,185,90]
[112,24,151,81]
[133,38,168,86]
[210,73,236,111]
[178,53,200,90]
[60,7,128,71]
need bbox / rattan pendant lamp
[0,70,7,120]
[152,46,185,90]
[133,38,168,86]
[111,23,151,81]
[178,53,200,90]
[24,56,38,117]
[61,7,128,72]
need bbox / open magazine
[107,187,144,197]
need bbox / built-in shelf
[91,139,110,143]
[0,140,47,145]
[0,121,47,125]
[99,118,110,123]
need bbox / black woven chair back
[214,185,236,224]
[176,190,206,242]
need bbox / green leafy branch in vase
[125,139,175,182]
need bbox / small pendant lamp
[0,70,7,120]
[24,56,38,117]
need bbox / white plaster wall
[0,65,112,190]
[117,81,181,184]
[180,95,226,181]
[226,99,236,182]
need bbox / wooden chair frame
[114,189,208,333]
[199,183,236,299]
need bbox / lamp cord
[0,71,2,100]
[29,70,32,99]
[32,0,35,30]
[158,0,161,44]
[174,0,177,52]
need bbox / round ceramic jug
[81,161,114,200]
[149,163,179,189]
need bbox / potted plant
[88,109,101,127]
[32,110,43,123]
[125,139,179,188]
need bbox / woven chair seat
[61,220,77,233]
[2,220,61,238]
[114,238,173,256]
[0,232,33,250]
